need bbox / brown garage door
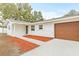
[55,21,79,41]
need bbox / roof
[8,15,79,25]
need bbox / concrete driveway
[22,38,79,56]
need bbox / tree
[38,11,43,21]
[33,11,38,21]
[16,3,34,22]
[17,3,32,11]
[33,11,43,22]
[0,3,18,20]
[0,3,44,22]
[16,3,44,22]
[63,10,79,17]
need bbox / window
[39,25,43,30]
[31,25,35,31]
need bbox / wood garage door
[55,21,79,41]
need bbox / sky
[30,3,79,19]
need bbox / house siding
[7,22,26,36]
[28,22,54,37]
[13,24,26,36]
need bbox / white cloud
[41,10,67,20]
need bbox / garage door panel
[55,21,79,41]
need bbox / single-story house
[7,16,79,41]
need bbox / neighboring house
[7,16,79,41]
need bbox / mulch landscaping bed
[7,36,39,54]
[24,35,53,42]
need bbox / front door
[26,26,28,34]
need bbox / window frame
[39,25,43,30]
[31,25,35,31]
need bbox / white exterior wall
[7,21,13,35]
[7,22,54,37]
[28,22,54,37]
[7,21,26,36]
[12,24,26,36]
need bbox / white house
[7,16,79,41]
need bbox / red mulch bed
[24,35,53,42]
[7,36,39,54]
